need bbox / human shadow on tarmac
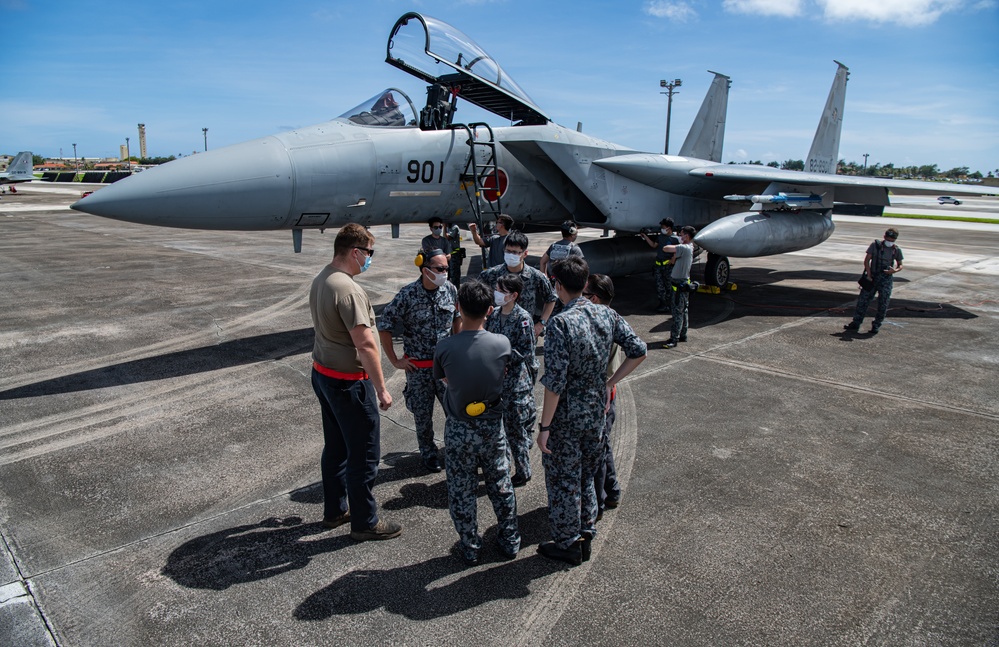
[162,515,352,591]
[0,328,314,400]
[295,507,559,621]
[289,455,450,511]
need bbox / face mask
[356,250,372,273]
[493,290,509,307]
[883,240,895,247]
[424,267,448,287]
[504,252,522,268]
[432,227,443,236]
[661,228,669,235]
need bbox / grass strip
[883,212,999,225]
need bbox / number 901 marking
[407,160,444,184]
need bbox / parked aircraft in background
[0,152,36,185]
[72,13,999,286]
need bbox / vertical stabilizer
[678,72,730,162]
[3,151,34,182]
[805,61,849,174]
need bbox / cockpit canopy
[336,88,419,127]
[386,12,549,126]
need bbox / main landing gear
[704,253,730,288]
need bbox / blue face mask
[356,250,372,273]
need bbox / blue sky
[3,0,997,173]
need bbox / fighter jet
[0,152,36,184]
[73,12,999,286]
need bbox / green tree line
[729,158,995,180]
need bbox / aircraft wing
[594,155,999,205]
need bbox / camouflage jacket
[486,303,537,393]
[479,263,556,319]
[541,298,647,431]
[377,278,459,359]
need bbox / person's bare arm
[349,325,392,410]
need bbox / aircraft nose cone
[72,136,294,230]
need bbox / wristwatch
[538,423,551,433]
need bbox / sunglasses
[354,246,375,257]
[426,265,448,273]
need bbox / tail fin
[805,61,849,174]
[3,151,34,182]
[678,71,731,162]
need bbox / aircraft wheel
[704,254,730,287]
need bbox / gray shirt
[433,329,511,422]
[670,243,693,281]
[486,234,507,267]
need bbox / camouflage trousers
[851,274,894,330]
[669,282,689,341]
[503,390,536,479]
[594,395,620,510]
[403,367,446,460]
[654,263,671,305]
[541,423,604,549]
[443,417,520,555]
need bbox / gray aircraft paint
[72,13,999,285]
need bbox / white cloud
[815,0,965,26]
[722,0,804,18]
[644,1,698,22]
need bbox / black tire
[704,254,730,287]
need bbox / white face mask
[504,252,522,268]
[424,267,448,287]
[883,240,895,247]
[493,290,509,307]
[661,228,670,235]
[432,226,443,236]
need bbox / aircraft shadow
[614,266,975,330]
[0,328,314,401]
[294,506,560,622]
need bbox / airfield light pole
[863,153,869,171]
[126,137,131,172]
[202,128,208,152]
[660,78,682,155]
[72,143,78,171]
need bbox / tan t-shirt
[310,265,377,373]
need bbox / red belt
[313,361,368,381]
[405,355,434,369]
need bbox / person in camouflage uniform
[639,217,680,312]
[378,249,460,473]
[486,273,538,487]
[584,274,623,518]
[434,281,520,565]
[844,228,904,335]
[479,230,557,338]
[537,256,647,566]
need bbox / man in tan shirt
[310,223,401,541]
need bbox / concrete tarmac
[2,184,997,646]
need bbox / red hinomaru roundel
[481,168,508,203]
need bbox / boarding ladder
[452,122,503,268]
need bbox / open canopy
[386,12,549,125]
